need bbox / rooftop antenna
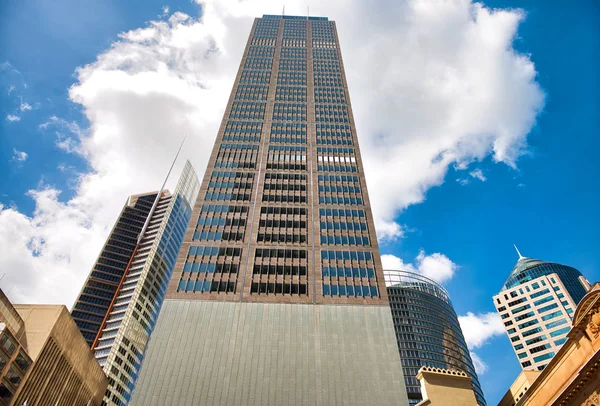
[282,5,285,16]
[137,136,186,244]
[307,6,309,20]
[513,244,524,260]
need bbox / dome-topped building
[494,247,590,371]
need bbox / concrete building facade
[493,250,589,371]
[71,161,199,405]
[385,270,485,405]
[130,14,408,406]
[414,367,479,406]
[499,282,600,406]
[0,290,107,406]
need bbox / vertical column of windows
[250,19,310,299]
[311,21,381,300]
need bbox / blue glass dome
[503,256,587,305]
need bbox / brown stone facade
[500,282,600,406]
[166,16,389,307]
[0,292,107,406]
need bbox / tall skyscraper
[384,270,486,406]
[71,161,199,406]
[493,248,589,371]
[130,14,407,405]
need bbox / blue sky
[0,0,598,404]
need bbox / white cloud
[458,311,505,349]
[470,352,488,375]
[0,0,543,306]
[162,5,170,15]
[19,101,32,112]
[10,148,28,162]
[469,168,487,182]
[7,85,15,95]
[456,178,469,186]
[381,250,458,284]
[6,114,20,122]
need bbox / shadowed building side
[0,290,107,406]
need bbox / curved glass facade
[503,258,587,305]
[385,270,486,406]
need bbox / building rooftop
[262,14,328,21]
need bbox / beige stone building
[499,282,600,406]
[414,366,479,406]
[0,290,107,406]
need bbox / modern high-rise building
[130,14,408,406]
[71,161,199,406]
[384,270,486,406]
[493,248,590,371]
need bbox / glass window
[0,353,6,372]
[5,366,21,387]
[14,353,29,373]
[0,334,16,356]
[533,352,555,363]
[0,381,12,404]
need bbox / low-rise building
[0,290,107,406]
[414,366,479,406]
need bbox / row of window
[200,204,249,213]
[321,250,374,262]
[251,282,308,295]
[178,279,237,293]
[192,231,244,241]
[322,284,379,297]
[322,266,375,278]
[253,264,307,276]
[320,235,370,246]
[182,263,239,274]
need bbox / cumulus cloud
[457,311,505,375]
[0,0,543,305]
[458,311,505,349]
[10,148,28,163]
[470,352,488,375]
[19,100,32,112]
[6,114,20,122]
[469,168,487,182]
[381,250,458,284]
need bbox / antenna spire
[513,244,524,259]
[137,136,186,244]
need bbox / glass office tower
[493,251,589,371]
[130,15,408,406]
[385,270,486,406]
[71,161,199,406]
